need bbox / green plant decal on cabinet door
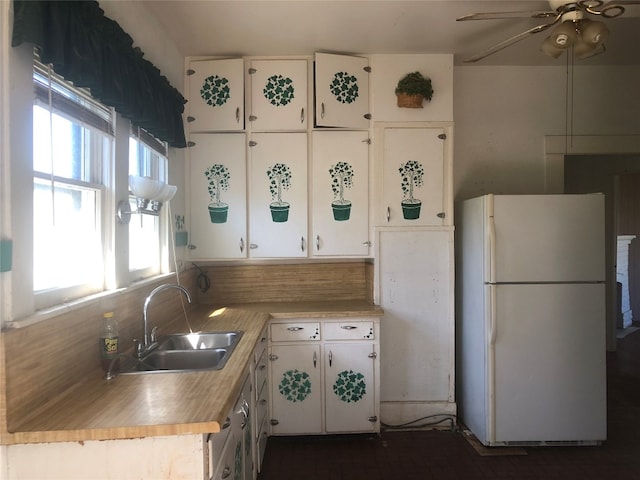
[200,75,231,107]
[399,160,424,220]
[263,74,295,106]
[333,369,366,403]
[266,163,292,222]
[205,164,230,223]
[329,161,354,221]
[330,71,359,104]
[279,369,312,402]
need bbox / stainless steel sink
[119,330,243,375]
[156,331,242,351]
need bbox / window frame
[32,59,115,309]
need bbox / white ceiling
[138,0,640,66]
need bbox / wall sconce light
[129,175,177,216]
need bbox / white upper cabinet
[188,133,247,259]
[186,58,244,131]
[315,53,370,128]
[249,132,308,258]
[375,124,453,227]
[311,131,370,257]
[249,59,308,131]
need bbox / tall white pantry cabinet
[184,54,456,426]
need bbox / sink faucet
[136,284,192,357]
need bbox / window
[128,128,168,279]
[32,61,114,307]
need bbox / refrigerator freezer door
[490,283,606,445]
[490,194,605,283]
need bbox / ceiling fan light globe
[551,21,578,49]
[573,35,598,58]
[541,36,564,58]
[581,20,609,45]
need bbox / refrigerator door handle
[488,214,496,284]
[487,282,497,444]
[489,284,497,346]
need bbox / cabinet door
[188,133,247,259]
[311,131,370,256]
[249,133,308,258]
[249,59,308,131]
[269,344,322,434]
[376,229,454,405]
[315,53,370,128]
[378,126,449,226]
[187,58,244,131]
[324,343,377,433]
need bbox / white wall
[453,65,640,200]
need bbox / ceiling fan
[457,1,640,62]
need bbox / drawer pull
[221,466,231,479]
[328,350,333,367]
[313,350,317,368]
[341,325,357,330]
[287,326,304,332]
[259,364,267,371]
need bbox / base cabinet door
[324,342,377,433]
[269,344,322,434]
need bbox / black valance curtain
[11,0,187,148]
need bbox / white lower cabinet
[268,318,380,436]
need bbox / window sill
[5,272,176,330]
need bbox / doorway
[564,154,640,350]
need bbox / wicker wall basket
[396,93,424,108]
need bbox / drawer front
[324,321,375,340]
[270,322,320,342]
[254,328,268,363]
[255,350,268,401]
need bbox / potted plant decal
[395,71,433,109]
[267,163,292,222]
[329,161,354,221]
[205,164,230,223]
[399,160,424,220]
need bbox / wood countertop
[8,301,382,444]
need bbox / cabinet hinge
[186,69,195,76]
[249,140,258,147]
[268,354,279,361]
[362,138,371,145]
[363,66,372,73]
[248,67,257,74]
[438,133,447,140]
[364,113,372,120]
[437,212,446,219]
[368,416,378,423]
[270,419,279,426]
[368,352,377,359]
[249,115,258,122]
[186,116,195,123]
[187,141,196,147]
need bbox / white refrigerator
[455,194,607,446]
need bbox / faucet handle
[150,326,158,342]
[133,339,143,357]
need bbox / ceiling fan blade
[463,14,563,63]
[457,10,556,21]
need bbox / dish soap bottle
[100,311,119,373]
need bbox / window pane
[33,178,102,291]
[129,200,160,272]
[33,105,89,181]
